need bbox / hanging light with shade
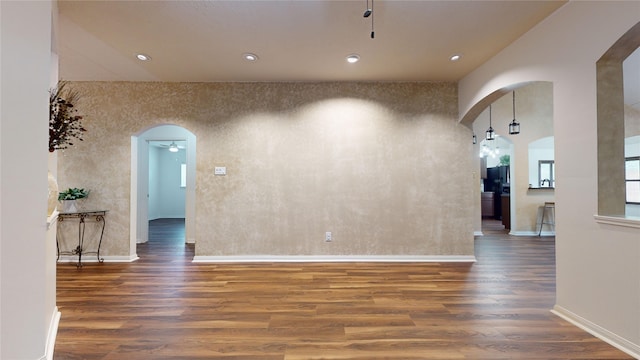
[509,91,520,135]
[486,105,495,141]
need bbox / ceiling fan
[154,141,186,152]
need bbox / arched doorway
[130,125,196,259]
[469,82,554,236]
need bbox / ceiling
[57,0,567,83]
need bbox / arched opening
[596,21,640,217]
[478,133,513,234]
[528,136,555,188]
[469,81,554,236]
[130,125,196,259]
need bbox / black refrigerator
[484,166,509,219]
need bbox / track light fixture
[363,0,372,18]
[486,105,495,141]
[509,91,521,135]
[363,0,375,38]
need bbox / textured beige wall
[57,82,474,258]
[510,83,554,233]
[597,61,626,216]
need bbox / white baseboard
[474,231,484,236]
[508,230,555,237]
[138,238,195,244]
[551,305,640,359]
[57,255,139,263]
[44,307,61,360]
[192,255,477,263]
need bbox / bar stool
[538,202,555,236]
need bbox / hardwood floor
[54,219,633,359]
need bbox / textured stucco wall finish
[58,82,475,258]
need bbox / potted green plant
[58,187,89,213]
[499,155,510,167]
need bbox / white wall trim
[44,308,61,360]
[593,215,640,229]
[192,255,477,263]
[131,125,197,257]
[508,230,555,237]
[57,255,139,263]
[474,231,484,236]
[552,305,640,359]
[46,210,59,230]
[138,237,194,244]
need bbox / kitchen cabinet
[501,194,510,229]
[481,192,494,217]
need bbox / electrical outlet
[325,232,332,242]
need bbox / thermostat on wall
[214,166,226,176]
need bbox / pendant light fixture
[509,91,520,135]
[486,105,495,141]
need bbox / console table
[57,210,107,267]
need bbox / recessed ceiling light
[136,54,151,61]
[243,53,258,61]
[450,54,462,62]
[346,54,360,63]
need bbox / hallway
[142,218,191,261]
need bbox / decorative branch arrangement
[49,81,86,152]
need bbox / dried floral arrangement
[49,81,86,152]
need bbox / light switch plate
[214,166,226,175]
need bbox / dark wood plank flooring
[54,218,633,359]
